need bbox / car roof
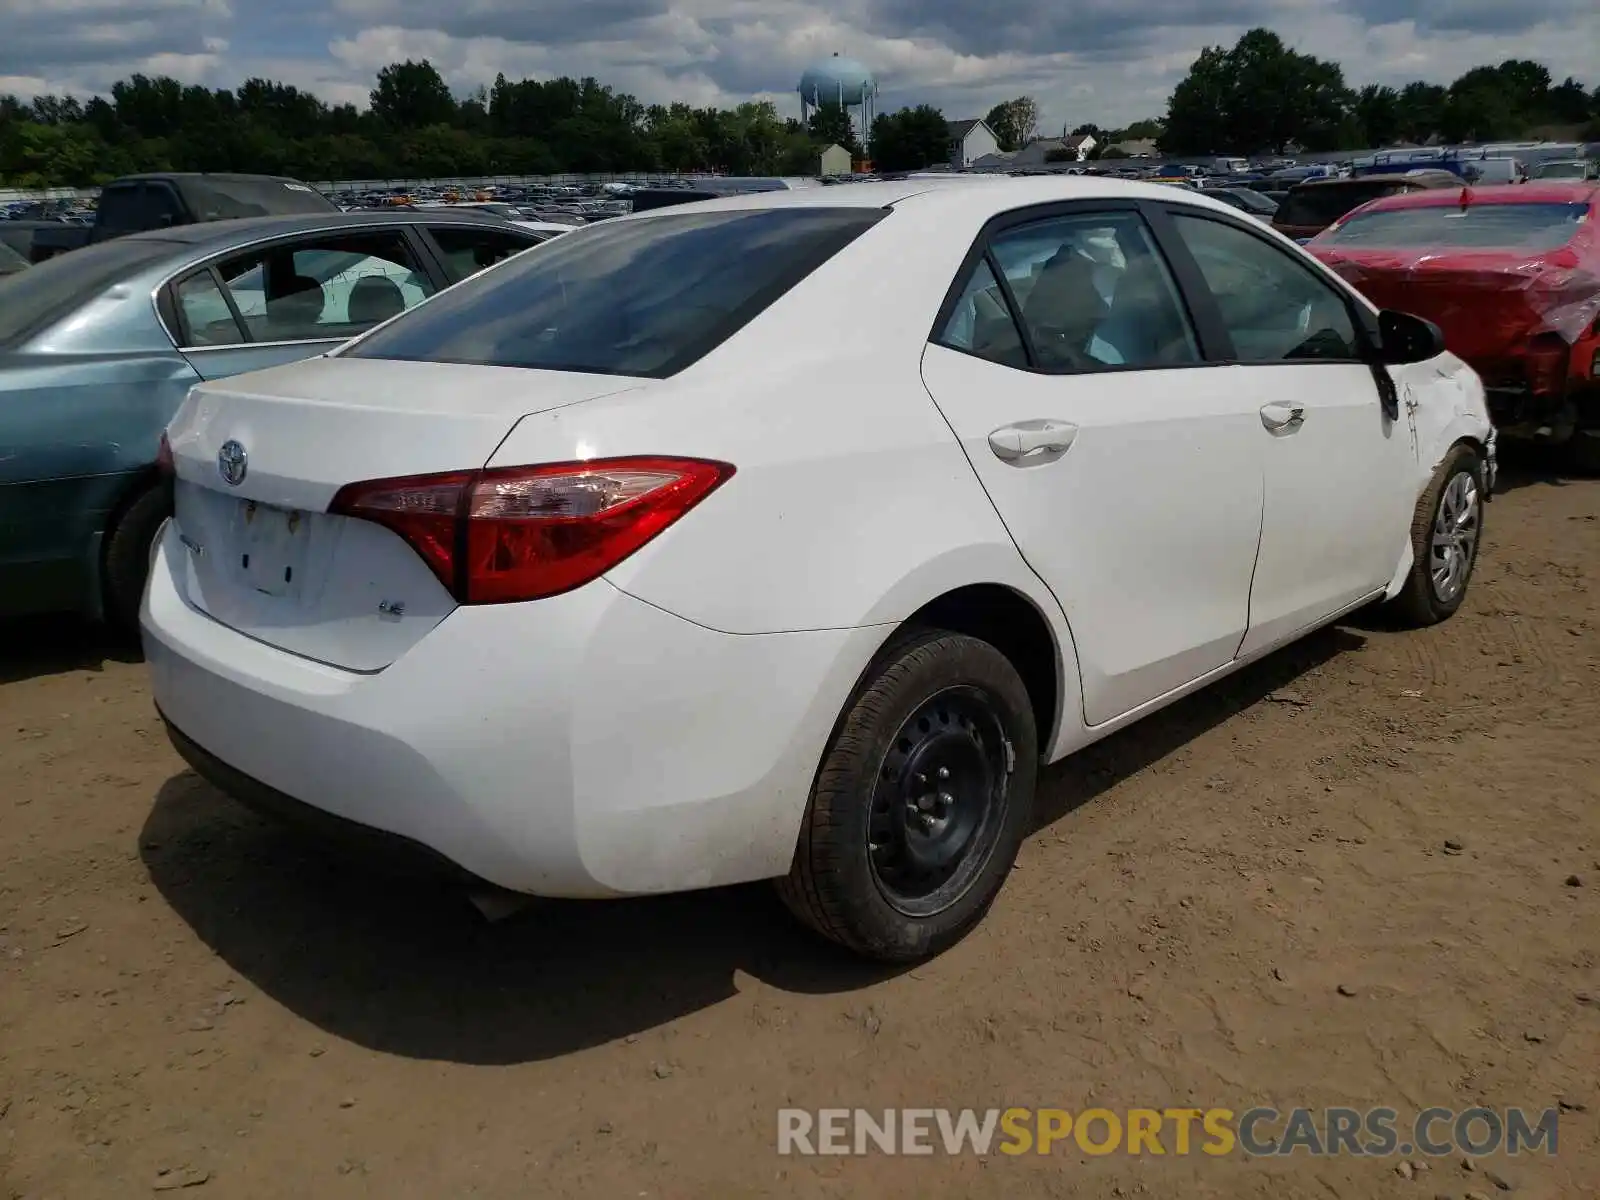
[1354,180,1600,213]
[618,175,1247,223]
[109,172,313,185]
[122,207,522,251]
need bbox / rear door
[919,201,1267,727]
[1156,206,1416,656]
[167,225,442,381]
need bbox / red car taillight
[329,456,735,605]
[1525,333,1570,396]
[157,431,175,478]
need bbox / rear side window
[1320,202,1590,252]
[344,208,886,378]
[949,211,1199,372]
[0,237,173,347]
[97,183,182,233]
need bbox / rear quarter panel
[484,199,1083,746]
[0,354,197,615]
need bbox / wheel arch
[867,582,1072,762]
[92,464,170,619]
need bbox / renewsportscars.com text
[776,1106,1560,1157]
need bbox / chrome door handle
[988,419,1078,464]
[1260,402,1305,432]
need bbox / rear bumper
[141,525,883,897]
[162,716,477,883]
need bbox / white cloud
[1,0,1595,133]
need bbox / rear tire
[102,481,172,636]
[776,629,1038,962]
[1388,443,1484,628]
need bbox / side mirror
[1377,309,1446,365]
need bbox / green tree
[868,104,949,171]
[807,103,859,155]
[370,59,456,130]
[1163,29,1353,154]
[984,97,1039,152]
[1162,45,1232,154]
[1355,84,1402,147]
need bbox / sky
[0,0,1597,134]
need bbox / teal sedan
[0,209,549,630]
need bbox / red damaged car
[1308,181,1600,464]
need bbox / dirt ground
[2,454,1597,1199]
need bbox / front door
[1160,210,1417,657]
[919,204,1267,727]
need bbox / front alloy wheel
[1390,442,1485,627]
[1429,468,1480,604]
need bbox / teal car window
[427,226,538,282]
[176,272,244,346]
[198,231,437,344]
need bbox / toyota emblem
[217,439,248,486]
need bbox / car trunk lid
[164,356,642,670]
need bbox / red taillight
[329,456,735,605]
[1525,333,1571,396]
[157,431,175,478]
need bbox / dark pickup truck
[26,173,339,262]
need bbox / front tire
[1388,443,1484,628]
[102,481,173,636]
[777,629,1038,962]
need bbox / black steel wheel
[777,628,1038,962]
[867,686,1013,918]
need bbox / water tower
[798,53,879,142]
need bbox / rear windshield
[1277,181,1416,229]
[1319,202,1590,251]
[0,237,174,347]
[0,240,27,275]
[344,207,886,378]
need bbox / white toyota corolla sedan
[143,177,1494,961]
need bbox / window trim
[929,198,1218,376]
[1147,202,1380,368]
[159,222,449,352]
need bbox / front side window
[344,208,884,378]
[985,211,1200,371]
[1171,214,1362,363]
[428,226,539,282]
[197,231,435,344]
